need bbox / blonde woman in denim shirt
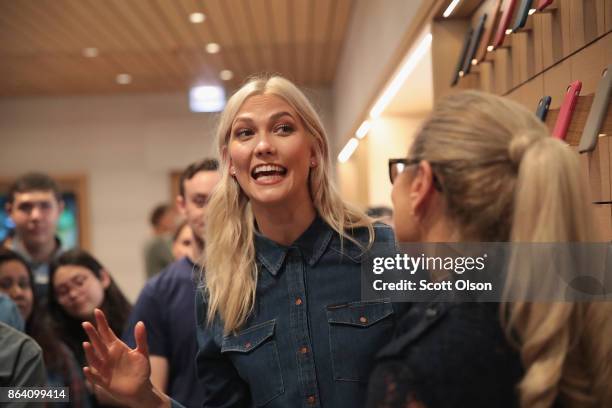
[79,76,403,408]
[367,91,612,407]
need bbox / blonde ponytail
[411,90,612,407]
[507,137,612,407]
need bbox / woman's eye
[275,124,294,135]
[235,128,253,139]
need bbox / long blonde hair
[410,90,612,407]
[204,75,373,334]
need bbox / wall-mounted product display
[536,0,554,12]
[553,81,582,140]
[511,0,534,32]
[492,0,518,49]
[475,0,503,63]
[535,96,552,121]
[579,66,612,153]
[433,0,612,235]
[462,13,488,75]
[451,28,474,86]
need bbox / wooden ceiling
[0,0,355,97]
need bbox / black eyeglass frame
[388,158,443,191]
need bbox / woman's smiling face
[228,94,316,208]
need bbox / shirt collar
[11,236,63,266]
[255,215,334,276]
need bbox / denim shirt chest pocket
[221,319,284,406]
[326,299,395,382]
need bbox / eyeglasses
[388,158,443,191]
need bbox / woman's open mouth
[251,164,287,185]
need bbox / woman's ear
[222,146,236,175]
[99,269,111,290]
[410,161,438,216]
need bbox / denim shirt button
[295,298,303,305]
[359,316,368,324]
[300,346,308,354]
[425,307,438,318]
[245,341,252,349]
[307,395,316,405]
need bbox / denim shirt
[186,217,404,408]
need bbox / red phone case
[552,81,582,140]
[492,0,518,49]
[537,0,553,11]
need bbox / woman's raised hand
[82,309,170,408]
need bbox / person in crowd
[78,75,403,408]
[0,248,90,407]
[0,292,24,331]
[0,288,46,390]
[171,220,195,261]
[1,228,16,249]
[48,249,131,407]
[5,172,65,298]
[123,159,220,408]
[144,204,176,279]
[366,90,612,407]
[0,321,47,390]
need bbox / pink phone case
[552,81,582,140]
[492,0,518,49]
[537,0,553,11]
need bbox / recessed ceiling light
[206,43,221,54]
[189,12,205,24]
[82,47,99,58]
[219,70,234,81]
[116,73,132,85]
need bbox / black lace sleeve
[366,360,427,408]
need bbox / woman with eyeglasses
[74,75,403,408]
[48,248,132,407]
[368,90,612,407]
[0,248,92,407]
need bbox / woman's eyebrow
[269,111,294,122]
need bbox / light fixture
[505,28,513,35]
[206,43,221,54]
[355,120,371,139]
[443,0,462,18]
[82,47,98,58]
[189,85,226,112]
[116,73,132,85]
[369,32,432,119]
[189,12,205,23]
[528,8,537,15]
[338,138,359,163]
[219,70,234,81]
[487,45,494,52]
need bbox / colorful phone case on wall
[451,28,474,86]
[511,0,533,32]
[492,0,518,49]
[462,13,488,75]
[552,81,582,140]
[537,0,554,11]
[535,96,552,122]
[579,66,612,153]
[475,0,502,63]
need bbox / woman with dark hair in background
[0,248,90,407]
[48,248,131,406]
